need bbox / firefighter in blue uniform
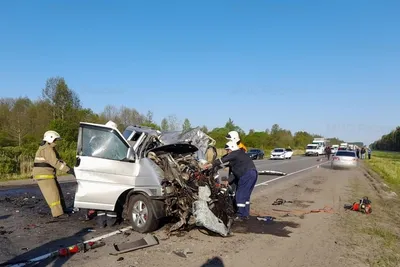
[212,141,258,221]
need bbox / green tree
[161,118,169,131]
[42,77,81,121]
[182,118,191,131]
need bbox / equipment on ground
[344,197,372,214]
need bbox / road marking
[255,160,329,187]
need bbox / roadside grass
[341,151,400,266]
[364,151,400,192]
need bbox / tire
[127,194,159,233]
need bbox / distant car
[330,147,338,154]
[246,149,264,160]
[284,148,293,159]
[270,148,286,160]
[331,150,358,169]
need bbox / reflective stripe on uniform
[60,163,65,171]
[34,175,55,179]
[106,214,117,218]
[50,200,60,207]
[245,201,250,205]
[35,157,46,161]
[237,203,246,207]
[97,212,106,216]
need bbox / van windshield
[307,146,317,149]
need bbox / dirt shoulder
[4,162,398,267]
[56,164,369,267]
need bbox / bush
[0,141,77,179]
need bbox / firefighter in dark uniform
[225,131,247,197]
[212,141,258,222]
[32,130,74,218]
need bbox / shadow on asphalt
[201,256,225,266]
[0,227,92,267]
[230,216,299,237]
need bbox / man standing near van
[368,147,372,159]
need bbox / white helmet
[105,120,117,129]
[225,141,239,151]
[226,131,240,143]
[43,130,61,143]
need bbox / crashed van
[73,122,235,236]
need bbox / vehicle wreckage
[72,123,285,237]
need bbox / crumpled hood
[158,127,216,160]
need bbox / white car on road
[284,148,293,159]
[270,148,286,160]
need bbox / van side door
[73,123,140,211]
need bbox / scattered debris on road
[272,198,293,205]
[258,170,287,176]
[4,240,105,267]
[256,216,276,222]
[110,234,159,256]
[173,248,193,258]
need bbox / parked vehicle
[339,143,348,149]
[331,145,339,154]
[331,150,358,169]
[73,123,234,235]
[246,149,264,160]
[312,138,328,155]
[305,144,321,156]
[270,148,286,160]
[284,148,293,159]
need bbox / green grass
[364,151,400,189]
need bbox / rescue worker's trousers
[96,211,118,227]
[235,169,258,218]
[368,153,371,159]
[36,178,64,217]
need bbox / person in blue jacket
[211,140,258,222]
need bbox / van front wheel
[127,194,159,233]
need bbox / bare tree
[167,114,181,131]
[6,98,33,146]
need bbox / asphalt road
[219,155,328,191]
[0,154,329,265]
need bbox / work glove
[67,168,75,176]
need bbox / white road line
[255,160,329,187]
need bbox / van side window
[81,127,128,161]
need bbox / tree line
[370,127,400,151]
[0,76,343,178]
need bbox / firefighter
[211,141,258,222]
[32,130,74,218]
[226,131,247,152]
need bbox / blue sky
[0,0,399,145]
